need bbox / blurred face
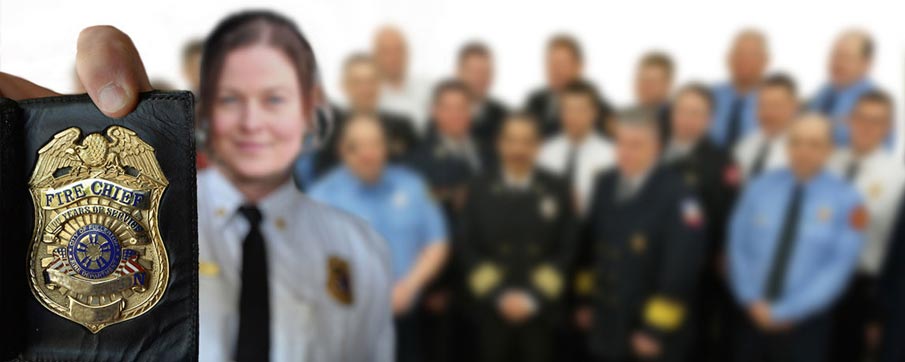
[343,60,380,113]
[635,65,672,106]
[560,92,597,140]
[458,54,493,100]
[757,86,798,136]
[183,51,202,91]
[849,100,892,154]
[728,34,768,87]
[373,29,407,82]
[546,46,582,90]
[211,44,307,183]
[340,118,388,183]
[433,90,472,138]
[829,33,871,87]
[498,119,540,173]
[787,118,833,180]
[670,91,711,143]
[615,123,660,177]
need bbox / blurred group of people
[173,23,904,362]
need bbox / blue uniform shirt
[310,165,448,281]
[729,168,864,322]
[808,78,876,146]
[708,82,759,147]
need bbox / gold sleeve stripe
[644,296,685,332]
[532,264,563,300]
[574,270,595,296]
[469,262,502,298]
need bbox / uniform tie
[821,90,838,115]
[764,184,804,301]
[844,159,860,182]
[725,96,745,148]
[563,144,579,188]
[235,204,271,362]
[750,139,771,179]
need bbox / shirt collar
[205,166,299,229]
[501,168,534,190]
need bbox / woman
[194,11,393,362]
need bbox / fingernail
[98,82,126,114]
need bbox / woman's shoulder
[295,195,392,265]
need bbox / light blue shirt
[310,165,448,281]
[808,78,876,146]
[729,168,864,322]
[708,82,759,147]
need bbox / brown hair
[199,10,323,128]
[675,82,715,111]
[431,79,472,105]
[638,51,675,79]
[547,34,583,62]
[458,41,491,65]
[761,73,798,97]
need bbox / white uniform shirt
[538,133,615,213]
[379,76,432,134]
[733,130,788,182]
[198,168,394,362]
[828,148,905,275]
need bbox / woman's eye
[266,96,285,105]
[218,96,238,105]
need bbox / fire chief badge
[27,126,169,333]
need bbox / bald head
[728,29,769,90]
[373,25,408,84]
[787,114,834,180]
[829,29,873,87]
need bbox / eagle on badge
[27,126,169,333]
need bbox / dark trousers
[734,313,831,362]
[475,314,555,362]
[691,272,739,362]
[395,311,420,362]
[830,273,878,362]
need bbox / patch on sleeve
[849,205,869,231]
[681,198,704,228]
[327,256,354,305]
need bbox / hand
[423,290,449,314]
[0,25,151,118]
[391,279,418,316]
[497,289,536,324]
[748,301,791,332]
[631,331,661,358]
[574,306,594,331]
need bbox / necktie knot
[238,205,263,226]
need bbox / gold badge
[468,262,502,298]
[327,256,353,305]
[869,183,884,200]
[27,126,169,333]
[531,264,563,299]
[631,233,647,254]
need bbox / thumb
[76,25,153,118]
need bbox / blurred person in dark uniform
[826,91,905,362]
[524,34,614,138]
[633,51,675,142]
[809,30,879,146]
[584,110,707,362]
[880,195,905,362]
[457,113,579,362]
[663,84,740,362]
[733,74,799,183]
[312,53,417,178]
[456,41,508,148]
[709,29,769,149]
[728,115,864,362]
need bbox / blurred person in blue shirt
[709,29,769,149]
[809,30,877,146]
[309,113,450,362]
[729,114,865,362]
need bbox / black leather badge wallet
[0,92,198,361]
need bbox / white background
[1,0,902,154]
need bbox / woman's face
[211,44,307,182]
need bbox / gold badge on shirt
[27,126,170,333]
[327,256,354,305]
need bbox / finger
[76,25,152,118]
[0,72,60,100]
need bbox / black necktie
[821,90,838,115]
[764,184,804,301]
[725,96,745,148]
[750,139,771,178]
[845,159,860,182]
[235,205,271,362]
[563,145,579,187]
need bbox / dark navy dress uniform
[456,169,580,362]
[470,98,508,148]
[585,166,707,362]
[880,194,905,362]
[662,138,741,362]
